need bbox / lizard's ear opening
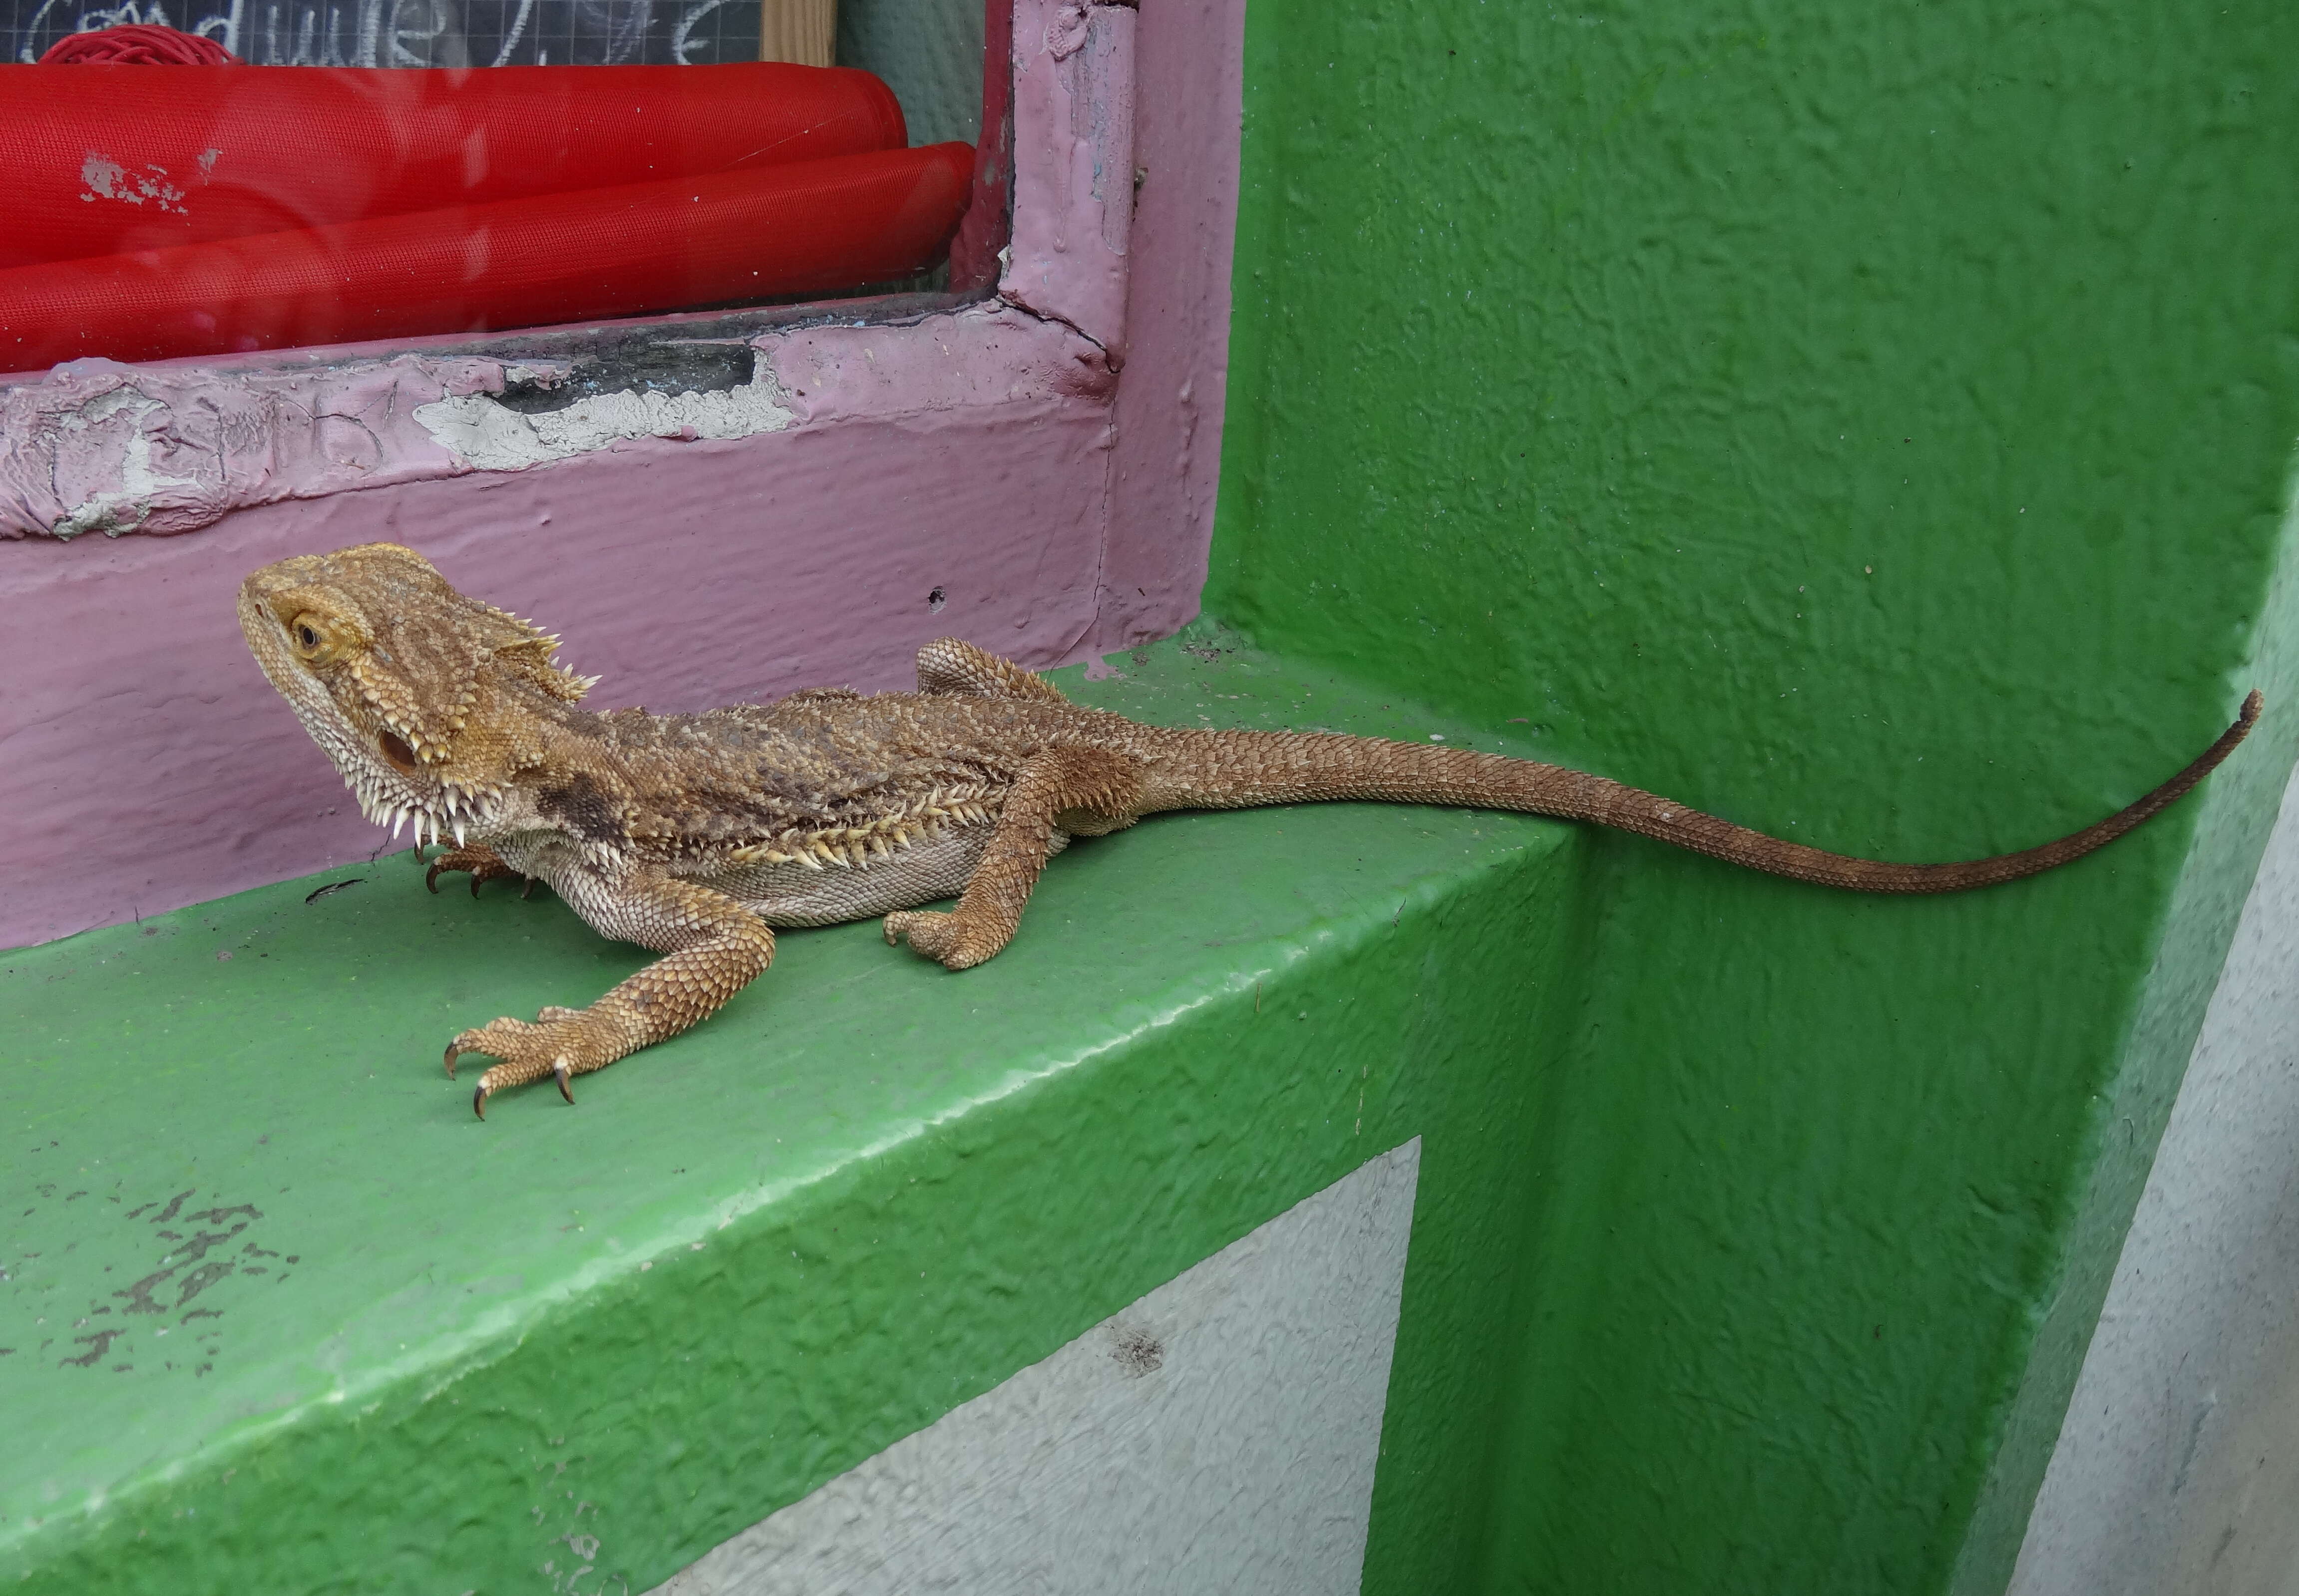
[378,729,419,775]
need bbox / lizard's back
[562,689,1146,925]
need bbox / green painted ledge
[1,627,1583,1595]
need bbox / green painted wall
[1210,3,2299,1593]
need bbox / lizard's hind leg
[885,746,1142,969]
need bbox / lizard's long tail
[1148,691,2262,893]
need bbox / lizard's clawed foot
[882,909,997,970]
[446,1008,618,1117]
[425,844,522,898]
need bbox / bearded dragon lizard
[239,543,2261,1116]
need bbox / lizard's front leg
[445,870,774,1117]
[885,746,1142,969]
[421,842,524,897]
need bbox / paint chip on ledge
[414,372,797,470]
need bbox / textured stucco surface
[2009,761,2299,1596]
[650,1139,1419,1595]
[1209,3,2299,1592]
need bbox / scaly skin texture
[238,544,2260,1114]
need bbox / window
[0,0,1007,372]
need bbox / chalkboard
[6,0,763,66]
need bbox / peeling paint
[50,397,204,538]
[415,372,797,471]
[0,355,524,540]
[0,298,1124,543]
[79,153,189,215]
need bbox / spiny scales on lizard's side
[239,543,2262,1116]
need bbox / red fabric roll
[0,63,909,269]
[0,142,973,371]
[39,24,244,63]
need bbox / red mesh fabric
[0,142,974,371]
[0,63,909,269]
[39,24,244,63]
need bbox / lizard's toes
[444,1014,605,1116]
[426,845,514,897]
[446,1017,534,1079]
[883,909,954,961]
[882,910,992,970]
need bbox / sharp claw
[444,1043,461,1078]
[470,874,483,898]
[473,1084,489,1119]
[554,1060,575,1105]
[425,865,443,894]
[521,877,536,899]
[411,843,426,865]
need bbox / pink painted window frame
[0,0,1247,949]
[0,0,1151,542]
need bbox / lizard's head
[239,543,597,845]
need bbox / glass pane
[0,0,988,371]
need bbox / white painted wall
[649,1140,1421,1596]
[2010,767,2299,1596]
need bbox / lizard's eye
[378,730,418,775]
[288,614,329,659]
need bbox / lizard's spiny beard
[276,685,467,845]
[257,636,501,849]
